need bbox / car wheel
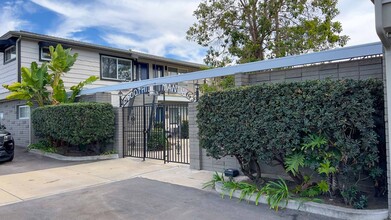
[8,155,14,162]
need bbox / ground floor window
[18,105,30,119]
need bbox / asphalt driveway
[0,178,337,220]
[0,146,88,175]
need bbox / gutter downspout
[16,35,21,82]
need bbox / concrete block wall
[0,100,30,147]
[189,102,240,171]
[245,57,383,85]
[189,102,200,169]
[113,107,124,158]
[190,56,384,173]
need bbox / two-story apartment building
[0,31,203,147]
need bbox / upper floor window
[18,105,30,120]
[101,55,132,81]
[40,46,51,61]
[167,67,188,76]
[168,67,178,76]
[4,46,16,64]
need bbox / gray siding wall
[0,49,18,100]
[190,57,384,173]
[0,100,30,147]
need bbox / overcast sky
[0,0,380,64]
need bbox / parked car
[0,124,14,162]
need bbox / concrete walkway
[0,158,213,206]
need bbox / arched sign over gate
[119,83,199,107]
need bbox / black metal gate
[123,100,190,164]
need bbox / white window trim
[40,46,51,61]
[18,105,30,120]
[101,55,133,81]
[4,46,16,63]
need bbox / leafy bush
[32,102,115,151]
[180,120,189,138]
[197,79,383,185]
[3,44,97,106]
[28,140,57,153]
[147,128,167,151]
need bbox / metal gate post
[163,89,167,163]
[143,92,146,161]
[122,106,125,158]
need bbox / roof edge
[1,30,205,68]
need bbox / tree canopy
[187,0,349,66]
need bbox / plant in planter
[260,178,291,211]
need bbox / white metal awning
[80,42,383,95]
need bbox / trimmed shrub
[197,79,384,184]
[32,102,115,151]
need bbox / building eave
[0,30,205,69]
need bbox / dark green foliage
[353,195,368,209]
[197,79,383,184]
[180,120,189,139]
[341,186,368,209]
[147,128,167,151]
[32,102,115,148]
[27,140,57,153]
[341,186,358,206]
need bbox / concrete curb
[215,182,388,220]
[28,149,119,161]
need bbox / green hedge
[32,102,115,146]
[197,79,384,182]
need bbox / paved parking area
[0,146,88,175]
[0,149,341,219]
[0,178,336,220]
